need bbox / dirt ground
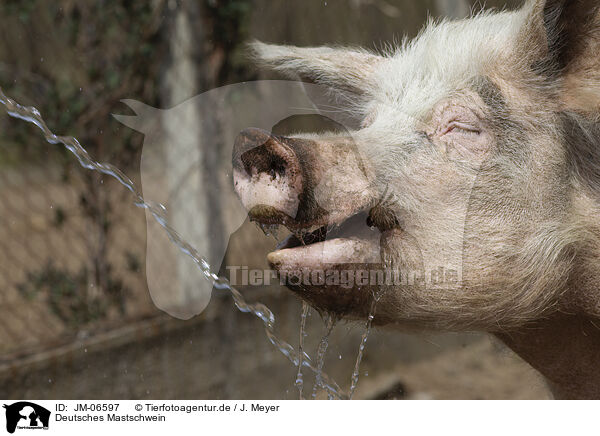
[357,338,551,399]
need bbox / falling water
[348,289,384,399]
[348,302,375,399]
[311,314,337,399]
[295,301,310,400]
[0,87,349,400]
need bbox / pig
[232,0,600,399]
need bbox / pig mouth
[258,209,384,273]
[268,211,374,251]
[254,208,391,317]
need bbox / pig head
[234,0,600,398]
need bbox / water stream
[348,282,388,399]
[295,301,310,400]
[311,314,337,399]
[0,86,352,400]
[349,298,378,399]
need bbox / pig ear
[520,0,600,111]
[249,41,384,96]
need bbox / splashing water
[348,288,385,399]
[0,87,349,400]
[295,301,310,400]
[257,219,378,400]
[311,314,337,399]
[348,302,375,399]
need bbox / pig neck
[495,313,600,399]
[496,191,600,399]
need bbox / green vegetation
[18,263,126,327]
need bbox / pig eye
[432,103,490,160]
[445,121,480,136]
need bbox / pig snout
[232,127,388,319]
[232,127,321,228]
[233,128,304,225]
[233,128,375,230]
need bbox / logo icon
[3,402,50,434]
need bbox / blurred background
[0,0,551,399]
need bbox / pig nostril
[269,156,287,180]
[233,128,305,223]
[241,146,288,179]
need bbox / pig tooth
[256,223,282,239]
[292,229,305,245]
[327,224,335,235]
[259,223,271,237]
[276,233,297,250]
[270,224,281,241]
[256,222,268,235]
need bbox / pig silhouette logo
[3,402,50,433]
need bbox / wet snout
[232,127,374,229]
[232,128,306,226]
